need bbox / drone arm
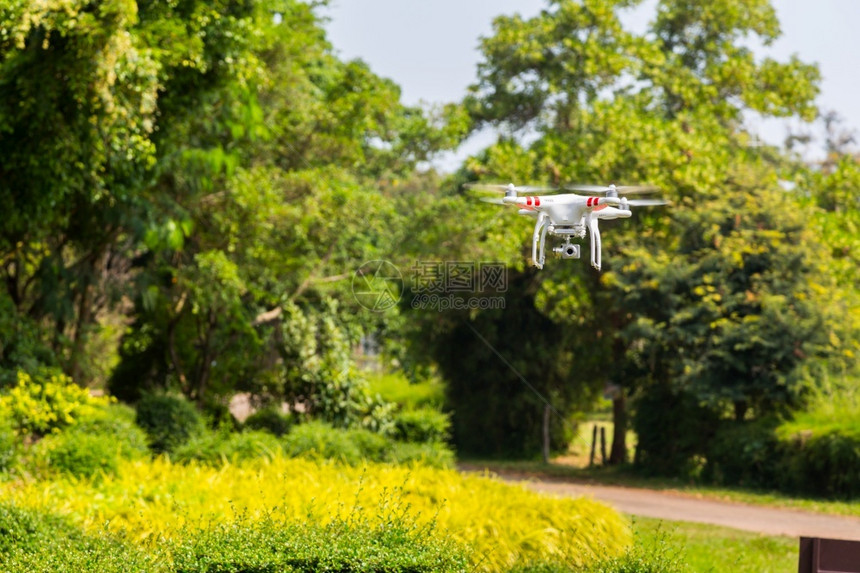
[587,213,601,270]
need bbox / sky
[322,1,859,170]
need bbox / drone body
[469,183,666,270]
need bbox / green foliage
[394,407,451,444]
[282,421,364,465]
[35,429,123,479]
[367,371,445,410]
[388,441,455,469]
[0,504,151,572]
[0,370,107,436]
[279,301,397,435]
[776,425,860,498]
[169,499,470,573]
[632,385,718,478]
[171,429,283,466]
[243,408,293,437]
[705,420,781,488]
[281,421,455,468]
[420,272,598,458]
[0,503,77,556]
[135,394,205,454]
[105,0,462,410]
[775,398,860,497]
[0,420,17,473]
[75,404,150,460]
[685,379,860,497]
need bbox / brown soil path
[465,469,860,541]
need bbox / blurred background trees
[1,0,858,486]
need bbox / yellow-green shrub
[1,456,630,571]
[0,371,108,436]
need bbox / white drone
[467,183,667,270]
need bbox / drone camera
[553,243,580,259]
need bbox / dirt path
[469,470,860,541]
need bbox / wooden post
[600,426,607,465]
[542,404,550,464]
[589,425,598,467]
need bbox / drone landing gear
[587,213,601,271]
[532,213,550,269]
[531,217,602,270]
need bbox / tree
[109,0,467,409]
[459,0,829,464]
[0,0,161,382]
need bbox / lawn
[632,516,798,573]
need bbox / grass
[632,516,797,573]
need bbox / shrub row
[172,421,455,468]
[22,411,453,479]
[0,500,683,572]
[0,501,468,573]
[0,500,686,573]
[707,420,860,498]
[0,385,454,479]
[131,394,454,468]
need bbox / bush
[0,503,151,572]
[0,370,107,436]
[388,441,455,468]
[201,399,241,431]
[243,407,293,437]
[170,500,470,573]
[776,426,860,497]
[35,428,124,479]
[0,504,75,556]
[75,404,150,460]
[705,419,781,488]
[283,421,363,465]
[172,429,283,465]
[135,393,205,454]
[5,456,631,571]
[0,420,19,473]
[345,427,390,461]
[393,407,451,443]
[367,372,445,410]
[633,385,718,478]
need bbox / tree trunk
[68,278,92,384]
[609,393,628,465]
[542,403,550,464]
[734,400,748,422]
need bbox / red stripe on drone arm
[527,197,532,206]
[535,197,541,206]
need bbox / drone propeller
[564,184,659,196]
[463,182,558,194]
[478,196,506,205]
[624,198,669,207]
